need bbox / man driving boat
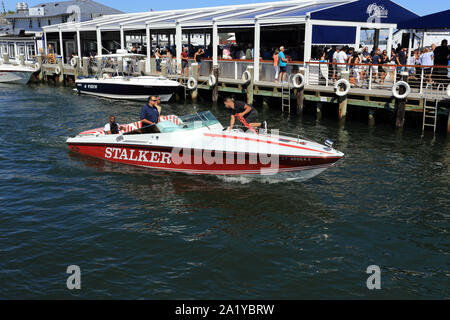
[140,96,160,126]
[224,97,267,131]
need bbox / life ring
[70,57,78,67]
[291,73,305,89]
[54,66,61,75]
[208,74,216,86]
[242,70,251,84]
[335,79,350,97]
[187,77,197,90]
[392,81,411,99]
[447,84,450,98]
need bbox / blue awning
[397,10,450,30]
[312,25,356,44]
[310,0,419,24]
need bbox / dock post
[296,67,305,114]
[246,66,254,105]
[395,85,407,129]
[57,56,64,85]
[150,58,156,75]
[212,65,219,103]
[3,53,9,64]
[82,57,89,77]
[161,60,167,77]
[19,54,25,66]
[447,110,450,135]
[37,55,44,81]
[316,102,323,120]
[368,110,375,127]
[73,57,80,80]
[338,71,349,120]
[190,63,199,102]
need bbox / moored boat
[67,111,344,181]
[0,63,37,84]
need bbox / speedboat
[67,111,344,181]
[0,62,38,84]
[75,53,180,101]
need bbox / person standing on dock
[273,49,280,83]
[194,48,204,74]
[433,40,449,83]
[278,46,288,83]
[140,96,160,126]
[181,47,189,77]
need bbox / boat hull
[76,80,179,101]
[67,143,342,181]
[0,70,34,84]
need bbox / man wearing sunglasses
[140,96,160,126]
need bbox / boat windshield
[179,111,219,128]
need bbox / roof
[6,0,123,19]
[397,9,450,30]
[43,0,421,32]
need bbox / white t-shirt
[333,51,348,64]
[104,123,120,132]
[420,52,434,67]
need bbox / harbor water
[0,84,449,299]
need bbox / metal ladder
[281,75,293,113]
[422,84,443,135]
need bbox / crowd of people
[313,40,449,87]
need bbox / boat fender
[447,84,450,98]
[187,77,197,90]
[392,81,411,99]
[70,57,78,67]
[208,74,217,86]
[334,79,350,97]
[54,66,61,75]
[242,70,252,84]
[291,73,305,89]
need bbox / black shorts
[280,66,287,73]
[244,110,259,123]
[182,60,188,69]
[424,68,432,76]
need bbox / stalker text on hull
[67,112,344,181]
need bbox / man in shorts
[224,97,266,131]
[278,46,288,83]
[181,47,189,77]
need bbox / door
[65,41,76,61]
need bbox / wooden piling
[338,71,349,120]
[447,110,450,135]
[37,55,44,81]
[317,102,323,120]
[3,53,9,64]
[246,66,254,105]
[73,57,80,79]
[368,110,375,127]
[82,57,89,77]
[19,54,25,66]
[212,65,219,103]
[57,56,64,84]
[190,63,199,102]
[296,67,305,114]
[161,60,167,77]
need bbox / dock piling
[57,56,64,84]
[212,65,219,103]
[82,57,89,77]
[246,66,254,105]
[37,55,44,81]
[338,71,349,120]
[296,67,305,114]
[191,63,199,102]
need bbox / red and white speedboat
[67,111,344,181]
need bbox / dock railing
[304,61,450,96]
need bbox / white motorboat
[0,62,37,84]
[75,53,180,101]
[67,111,344,182]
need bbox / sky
[2,0,449,16]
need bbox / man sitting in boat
[104,116,125,135]
[140,96,160,126]
[224,97,267,131]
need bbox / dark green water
[0,84,449,299]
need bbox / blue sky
[3,0,449,16]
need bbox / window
[38,19,41,28]
[48,19,51,26]
[1,43,7,56]
[8,43,15,58]
[18,44,26,57]
[29,19,33,29]
[27,44,36,60]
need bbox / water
[0,84,449,299]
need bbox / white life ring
[447,84,450,98]
[54,66,61,75]
[208,74,216,86]
[392,81,411,99]
[242,70,251,84]
[70,57,78,67]
[187,77,197,90]
[335,79,350,97]
[291,73,305,89]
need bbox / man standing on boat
[140,96,160,126]
[224,97,266,131]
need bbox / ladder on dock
[281,75,293,113]
[422,84,444,135]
